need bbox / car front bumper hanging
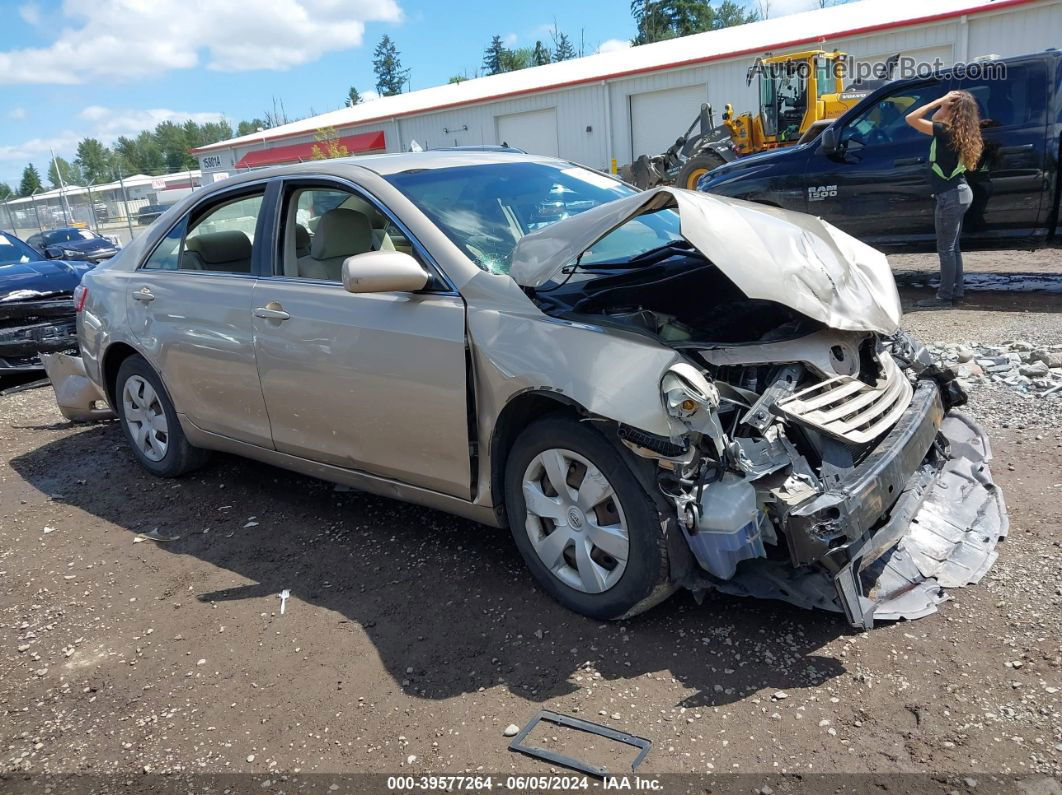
[706,379,1008,628]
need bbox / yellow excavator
[623,49,898,189]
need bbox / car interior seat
[297,207,373,281]
[182,230,253,272]
[294,223,311,258]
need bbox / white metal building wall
[208,0,1061,177]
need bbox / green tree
[74,138,113,184]
[154,120,194,171]
[553,31,577,61]
[373,35,407,96]
[448,74,467,84]
[631,0,755,44]
[19,163,43,196]
[501,47,533,72]
[0,183,13,200]
[114,131,165,175]
[711,0,758,28]
[346,86,363,106]
[532,40,552,66]
[483,35,507,75]
[47,155,81,188]
[236,118,269,137]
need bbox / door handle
[254,305,290,321]
[893,156,925,166]
[997,144,1034,154]
[132,287,155,303]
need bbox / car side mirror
[342,251,430,294]
[819,126,839,154]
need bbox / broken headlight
[661,363,719,421]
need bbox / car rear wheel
[504,415,673,620]
[115,355,209,477]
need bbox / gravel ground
[1,249,1060,788]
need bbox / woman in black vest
[905,90,984,308]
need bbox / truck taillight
[73,285,88,312]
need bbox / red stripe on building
[234,131,386,168]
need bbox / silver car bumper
[40,353,116,422]
[708,381,1008,628]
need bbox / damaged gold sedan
[44,152,1007,629]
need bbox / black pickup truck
[696,50,1061,249]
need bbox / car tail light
[73,285,88,312]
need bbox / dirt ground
[1,249,1061,791]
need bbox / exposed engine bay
[531,251,1008,628]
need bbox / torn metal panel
[40,353,116,422]
[510,187,902,336]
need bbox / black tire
[115,354,210,477]
[675,150,727,191]
[504,415,673,620]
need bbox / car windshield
[43,228,95,244]
[385,161,682,274]
[0,232,39,265]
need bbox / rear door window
[141,191,265,273]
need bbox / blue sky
[0,0,813,188]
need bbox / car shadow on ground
[10,422,851,708]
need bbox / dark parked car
[697,51,1062,249]
[26,227,120,263]
[137,204,173,225]
[0,230,94,372]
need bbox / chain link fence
[0,168,202,248]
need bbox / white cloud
[18,2,41,25]
[0,0,404,85]
[7,106,28,121]
[596,38,632,55]
[504,32,518,47]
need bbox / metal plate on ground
[507,710,651,778]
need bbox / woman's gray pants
[935,182,974,300]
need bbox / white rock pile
[926,339,1062,398]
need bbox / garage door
[496,108,559,157]
[630,83,709,160]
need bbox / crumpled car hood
[509,188,902,336]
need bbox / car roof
[235,150,567,182]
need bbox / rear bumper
[39,353,116,422]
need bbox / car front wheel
[115,355,210,477]
[504,415,674,620]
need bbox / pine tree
[532,40,551,66]
[373,35,407,96]
[19,163,43,196]
[346,87,363,106]
[553,32,577,61]
[0,183,13,200]
[483,35,507,75]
